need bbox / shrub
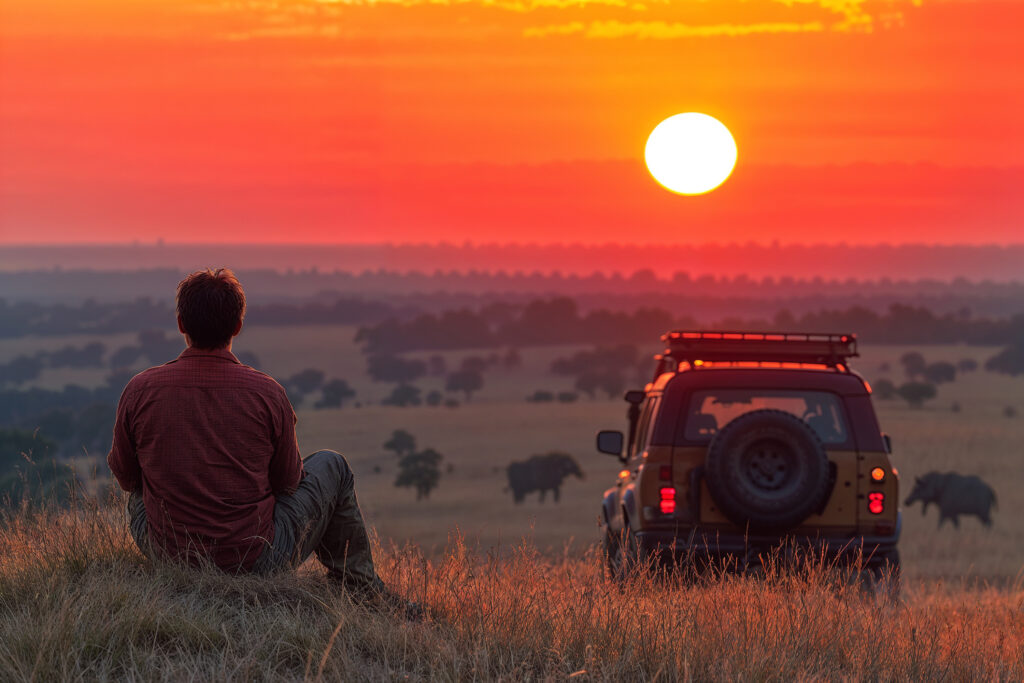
[873,379,897,400]
[394,448,443,500]
[900,351,927,379]
[445,370,483,401]
[924,362,956,385]
[315,379,356,409]
[381,384,422,407]
[897,381,937,409]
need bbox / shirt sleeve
[107,387,142,492]
[269,392,303,495]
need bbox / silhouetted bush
[0,355,44,387]
[986,344,1024,377]
[900,352,927,379]
[381,384,422,407]
[445,370,483,401]
[897,381,937,409]
[873,379,897,400]
[394,448,443,501]
[557,392,578,403]
[526,390,554,403]
[924,362,956,385]
[315,379,356,409]
[383,429,416,457]
[288,368,326,395]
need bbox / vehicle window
[684,390,848,444]
[631,396,660,460]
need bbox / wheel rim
[739,438,800,496]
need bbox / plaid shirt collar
[177,346,241,364]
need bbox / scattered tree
[1005,405,1018,419]
[897,381,937,409]
[557,392,578,403]
[367,354,427,384]
[873,378,897,400]
[900,351,927,379]
[951,402,962,413]
[315,378,356,409]
[382,383,422,407]
[924,362,956,385]
[0,355,44,386]
[288,368,326,395]
[394,448,443,500]
[383,429,417,457]
[526,390,554,403]
[425,390,443,407]
[446,370,483,401]
[985,345,1024,377]
[574,372,601,399]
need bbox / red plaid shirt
[108,347,303,571]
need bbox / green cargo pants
[128,449,383,592]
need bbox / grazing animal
[904,471,997,528]
[506,452,584,504]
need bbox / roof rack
[659,331,858,369]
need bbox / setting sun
[644,113,738,196]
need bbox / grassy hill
[1,501,1023,681]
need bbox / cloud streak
[184,0,915,42]
[524,20,826,39]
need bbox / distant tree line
[0,297,397,338]
[355,298,1024,354]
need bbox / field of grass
[2,501,1024,681]
[3,327,1024,676]
[4,326,1024,582]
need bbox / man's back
[108,347,302,571]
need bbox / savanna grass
[1,496,1023,681]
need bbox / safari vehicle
[597,331,900,581]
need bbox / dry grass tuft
[2,498,1023,681]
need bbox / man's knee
[305,449,354,489]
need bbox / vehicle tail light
[870,467,886,482]
[659,487,676,515]
[868,492,884,515]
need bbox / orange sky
[1,0,1022,245]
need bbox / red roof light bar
[661,330,858,368]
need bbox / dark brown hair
[175,268,246,349]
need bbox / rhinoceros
[904,471,997,528]
[506,452,584,504]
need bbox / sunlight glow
[644,113,738,195]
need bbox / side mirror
[596,430,624,457]
[624,390,645,405]
[882,433,892,454]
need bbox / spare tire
[704,409,831,532]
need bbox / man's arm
[107,387,142,492]
[269,392,303,495]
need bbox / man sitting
[107,268,417,616]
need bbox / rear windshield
[685,389,848,444]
